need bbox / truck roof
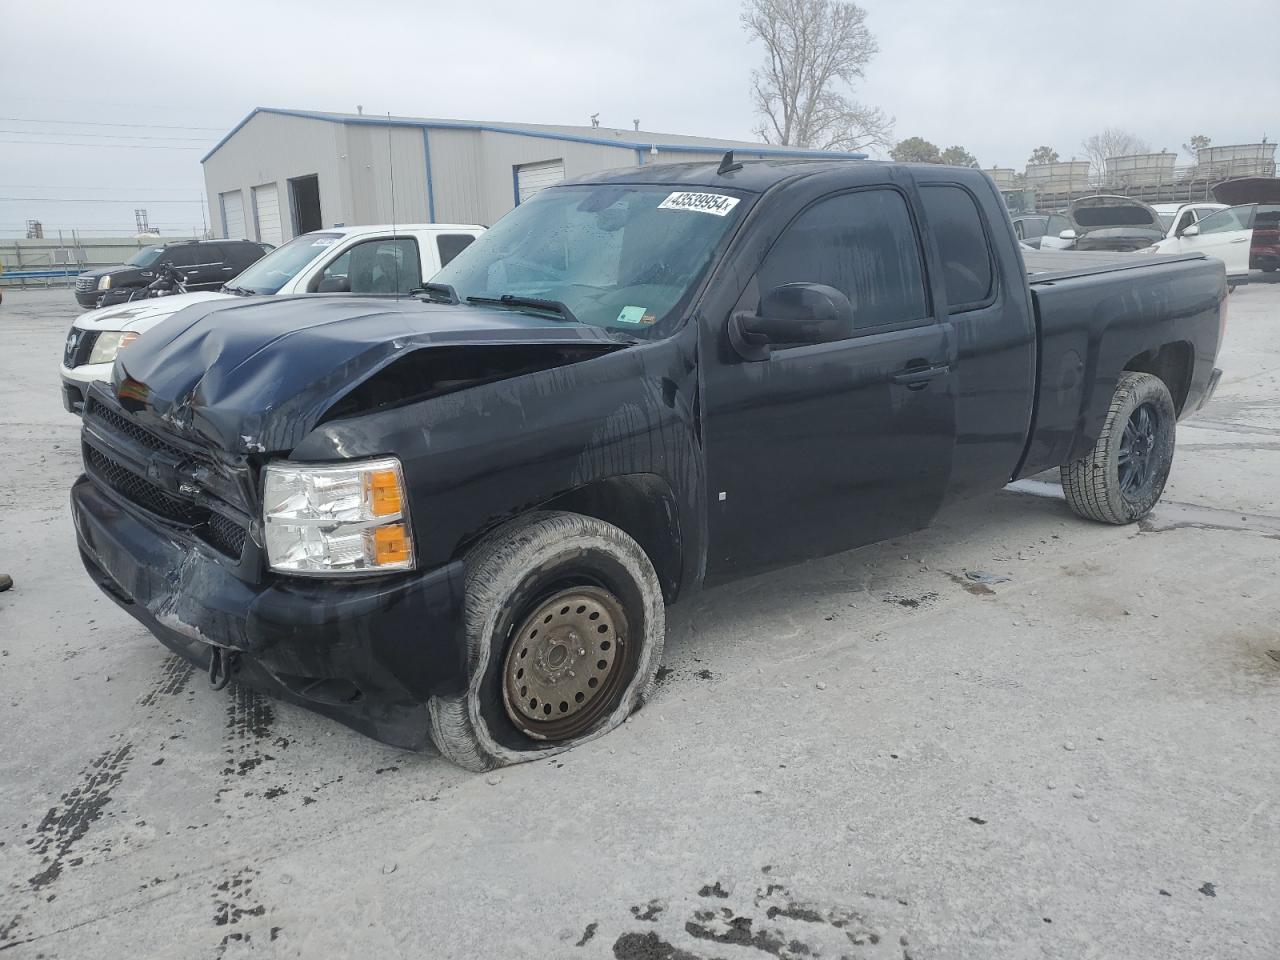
[575,157,918,193]
[306,223,485,236]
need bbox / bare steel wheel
[427,511,665,771]
[502,585,628,740]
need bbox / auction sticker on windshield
[658,192,741,216]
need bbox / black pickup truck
[71,159,1225,769]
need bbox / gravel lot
[1,281,1278,959]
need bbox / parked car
[1011,212,1073,250]
[73,239,269,309]
[1141,203,1280,281]
[60,224,484,413]
[1151,202,1227,240]
[70,160,1225,769]
[1053,195,1167,252]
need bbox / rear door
[917,179,1036,499]
[515,160,565,204]
[161,244,214,287]
[220,190,246,239]
[702,182,957,580]
[252,183,283,246]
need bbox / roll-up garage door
[220,190,246,239]
[252,183,282,245]
[516,159,564,204]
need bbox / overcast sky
[3,0,1276,237]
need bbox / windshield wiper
[412,282,460,304]
[223,285,257,297]
[466,294,579,324]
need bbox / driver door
[1180,205,1255,275]
[701,186,957,581]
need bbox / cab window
[318,237,422,294]
[758,189,929,333]
[436,233,476,268]
[1196,206,1254,235]
[921,185,994,310]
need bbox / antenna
[387,112,400,300]
[717,150,743,176]
[590,113,600,128]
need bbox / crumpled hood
[111,295,624,454]
[75,291,234,331]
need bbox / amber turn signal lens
[367,469,403,517]
[372,524,411,565]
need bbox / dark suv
[73,239,269,309]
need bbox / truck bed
[1018,249,1224,478]
[1023,249,1208,284]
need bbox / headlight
[87,331,139,364]
[97,275,113,290]
[1134,245,1161,255]
[262,457,415,576]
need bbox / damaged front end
[70,296,630,748]
[72,383,468,748]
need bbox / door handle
[1229,237,1248,243]
[892,363,950,390]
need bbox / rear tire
[428,511,664,771]
[1061,372,1175,524]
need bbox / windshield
[126,246,165,267]
[433,184,747,335]
[1157,214,1174,232]
[229,232,343,294]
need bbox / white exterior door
[516,159,564,204]
[252,183,283,246]
[220,190,246,240]
[1180,206,1254,276]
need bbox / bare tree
[1081,127,1150,177]
[742,0,894,153]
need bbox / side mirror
[316,276,351,293]
[1058,229,1077,240]
[728,282,855,361]
[1180,224,1200,237]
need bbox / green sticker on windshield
[616,305,654,325]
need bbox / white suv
[60,223,483,413]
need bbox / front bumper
[71,475,467,749]
[60,363,114,414]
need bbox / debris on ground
[964,570,1011,585]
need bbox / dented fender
[291,329,706,595]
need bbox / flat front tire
[428,511,665,771]
[1061,371,1176,524]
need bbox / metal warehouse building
[201,107,863,244]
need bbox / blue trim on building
[201,107,868,164]
[511,166,522,207]
[422,127,436,223]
